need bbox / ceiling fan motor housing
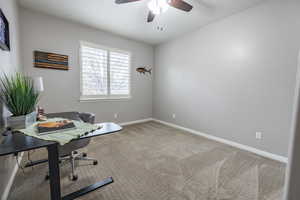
[115,0,193,23]
[148,0,170,15]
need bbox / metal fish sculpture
[136,67,152,74]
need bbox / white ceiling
[19,0,266,45]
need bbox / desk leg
[62,177,113,200]
[47,144,61,200]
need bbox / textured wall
[154,0,300,157]
[20,8,154,124]
[0,0,21,198]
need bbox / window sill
[79,96,132,102]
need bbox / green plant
[0,73,40,116]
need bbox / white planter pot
[7,111,37,130]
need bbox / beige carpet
[9,122,286,200]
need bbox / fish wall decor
[136,67,152,75]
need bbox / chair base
[46,151,98,181]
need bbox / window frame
[79,41,131,102]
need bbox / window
[80,42,131,100]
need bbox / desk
[0,123,122,200]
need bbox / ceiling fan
[115,0,193,23]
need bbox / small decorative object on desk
[37,120,76,135]
[38,106,44,115]
[37,106,47,121]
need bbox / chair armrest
[79,112,95,124]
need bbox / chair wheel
[93,160,98,165]
[82,153,87,157]
[70,174,78,181]
[45,174,49,181]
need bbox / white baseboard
[120,118,153,126]
[1,152,24,200]
[152,119,288,163]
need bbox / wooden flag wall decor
[34,51,69,70]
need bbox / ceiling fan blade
[168,0,193,12]
[115,0,142,4]
[147,11,155,23]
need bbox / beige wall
[154,0,300,157]
[20,8,154,124]
[0,0,21,199]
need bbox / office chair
[45,112,98,181]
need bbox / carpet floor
[9,122,286,200]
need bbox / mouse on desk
[2,127,12,136]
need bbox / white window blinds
[80,42,131,100]
[110,51,130,95]
[81,45,108,96]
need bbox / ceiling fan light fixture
[147,0,170,15]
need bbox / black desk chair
[45,112,98,181]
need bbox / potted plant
[0,73,40,129]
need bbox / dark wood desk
[0,123,122,200]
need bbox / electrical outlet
[114,113,118,119]
[172,114,176,119]
[256,132,262,140]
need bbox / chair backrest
[45,112,81,121]
[79,112,95,124]
[45,112,95,155]
[45,112,95,124]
